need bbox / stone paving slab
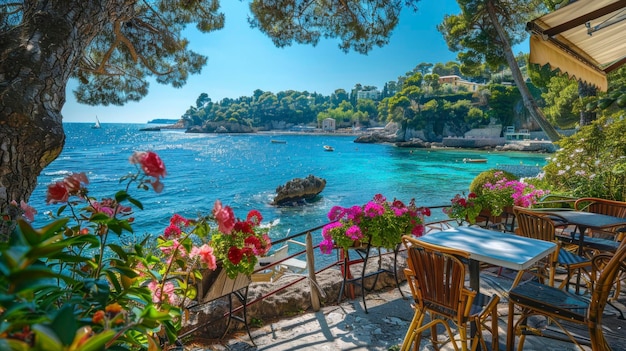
[185,269,626,351]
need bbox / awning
[527,0,626,91]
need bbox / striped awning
[526,0,626,91]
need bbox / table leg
[469,259,481,350]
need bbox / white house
[322,118,336,131]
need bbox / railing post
[306,231,321,311]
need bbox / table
[543,210,626,254]
[417,226,557,350]
[417,226,557,294]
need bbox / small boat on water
[271,140,287,144]
[463,158,487,163]
[91,116,101,129]
[323,145,334,152]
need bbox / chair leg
[401,310,425,351]
[506,301,515,351]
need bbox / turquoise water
[29,123,548,243]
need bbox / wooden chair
[507,239,626,351]
[400,235,500,351]
[574,197,626,242]
[513,207,592,291]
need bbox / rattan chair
[513,207,591,290]
[400,235,500,351]
[506,239,626,351]
[574,197,626,243]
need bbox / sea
[28,123,548,246]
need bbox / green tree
[488,84,521,127]
[0,0,433,234]
[437,0,561,142]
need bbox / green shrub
[468,169,517,197]
[543,115,626,201]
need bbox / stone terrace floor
[184,267,626,351]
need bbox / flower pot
[196,263,251,303]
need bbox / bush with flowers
[479,170,549,216]
[319,194,430,254]
[0,150,270,350]
[443,192,482,224]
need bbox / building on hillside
[322,118,336,132]
[356,90,381,100]
[504,126,531,141]
[438,75,484,93]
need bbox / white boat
[323,145,334,152]
[463,158,487,163]
[91,116,101,129]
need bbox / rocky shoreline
[154,121,556,153]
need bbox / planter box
[196,265,251,303]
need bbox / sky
[61,0,526,124]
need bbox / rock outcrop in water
[272,175,326,206]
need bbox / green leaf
[107,244,128,260]
[18,218,68,246]
[32,324,64,351]
[127,196,144,210]
[0,339,31,351]
[114,190,130,203]
[50,305,78,346]
[77,330,117,351]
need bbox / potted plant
[318,194,430,254]
[479,171,549,216]
[443,192,482,225]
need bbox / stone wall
[182,253,406,339]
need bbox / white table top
[416,226,557,271]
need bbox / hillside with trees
[180,58,545,142]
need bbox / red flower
[234,220,254,235]
[468,192,478,199]
[227,246,243,265]
[246,209,263,225]
[64,172,89,194]
[46,181,69,204]
[130,151,166,178]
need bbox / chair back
[575,197,626,219]
[401,235,475,323]
[513,206,556,242]
[588,239,626,349]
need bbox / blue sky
[62,1,525,124]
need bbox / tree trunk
[0,2,117,238]
[486,1,561,143]
[578,81,597,126]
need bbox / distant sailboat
[92,116,101,129]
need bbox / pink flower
[163,224,182,239]
[322,222,343,240]
[64,172,89,194]
[327,206,345,221]
[363,202,384,218]
[150,179,164,193]
[319,239,334,254]
[191,244,217,270]
[213,200,235,234]
[373,193,386,203]
[11,200,37,222]
[130,151,166,179]
[345,225,363,240]
[170,214,190,227]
